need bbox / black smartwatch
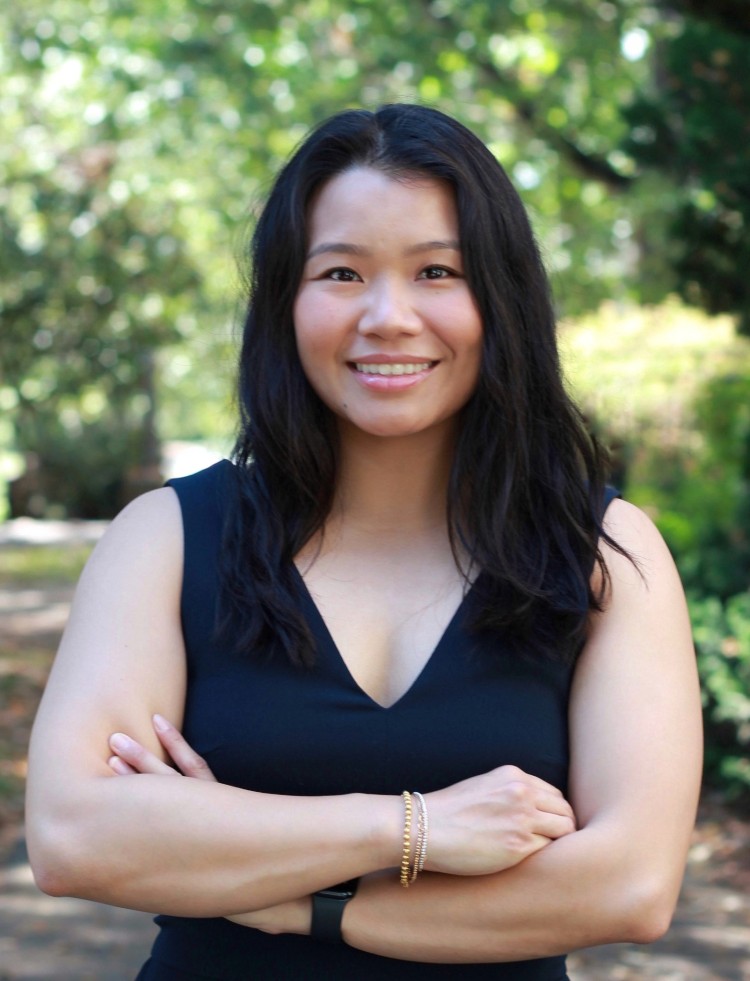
[311,878,359,943]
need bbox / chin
[338,414,451,441]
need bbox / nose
[357,276,423,338]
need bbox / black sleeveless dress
[137,461,616,980]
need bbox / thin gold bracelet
[400,790,413,888]
[413,791,429,876]
[411,793,422,882]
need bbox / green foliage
[623,15,750,332]
[14,410,147,518]
[691,593,750,799]
[564,300,750,801]
[1,6,749,803]
[0,0,665,518]
[567,310,750,598]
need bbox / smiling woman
[25,105,702,981]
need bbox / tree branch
[419,0,634,191]
[660,0,750,36]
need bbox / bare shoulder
[60,484,185,664]
[63,489,182,628]
[64,486,185,680]
[82,487,182,579]
[113,484,181,527]
[31,486,188,761]
[602,497,667,551]
[582,496,695,682]
[597,498,680,594]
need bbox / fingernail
[153,714,169,732]
[108,756,130,775]
[110,732,131,752]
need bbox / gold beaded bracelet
[400,790,430,886]
[400,790,413,888]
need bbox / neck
[331,423,457,537]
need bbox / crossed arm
[25,488,702,962]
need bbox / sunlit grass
[0,544,92,586]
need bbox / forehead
[306,167,459,242]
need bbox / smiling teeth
[354,362,431,375]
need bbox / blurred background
[0,0,749,953]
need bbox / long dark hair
[221,103,621,666]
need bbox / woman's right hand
[422,765,576,876]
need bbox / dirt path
[0,834,157,981]
[1,524,749,980]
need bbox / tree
[1,0,747,514]
[624,2,750,333]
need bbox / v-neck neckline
[291,564,477,710]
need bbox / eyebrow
[306,239,461,260]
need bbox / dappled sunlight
[1,1,749,975]
[0,843,157,979]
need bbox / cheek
[295,327,335,383]
[293,298,345,406]
[293,298,323,370]
[293,292,341,353]
[451,316,483,399]
[444,304,483,367]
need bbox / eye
[324,267,362,282]
[418,265,458,280]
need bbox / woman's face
[293,167,483,441]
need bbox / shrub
[563,300,750,803]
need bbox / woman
[26,104,702,980]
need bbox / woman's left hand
[107,714,217,781]
[108,717,311,936]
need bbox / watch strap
[311,878,359,943]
